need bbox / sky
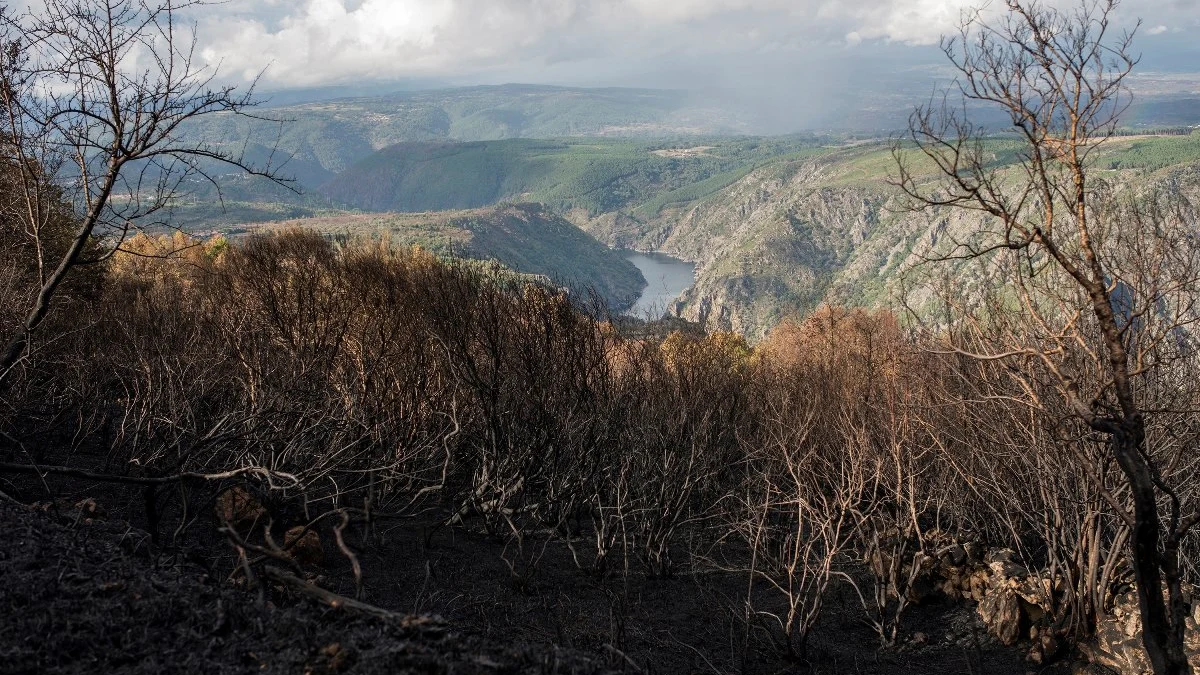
[189,0,1200,93]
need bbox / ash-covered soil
[0,499,613,675]
[0,479,1066,675]
[331,520,1045,675]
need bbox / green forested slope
[316,137,823,215]
[250,203,645,310]
[183,84,753,192]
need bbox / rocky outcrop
[633,148,1200,341]
[930,541,1200,673]
[1082,590,1200,675]
[925,545,1067,663]
[640,148,963,340]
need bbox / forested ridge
[246,203,648,311]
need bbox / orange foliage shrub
[758,306,915,404]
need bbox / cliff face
[632,148,917,339]
[619,146,1200,340]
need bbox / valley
[201,122,1200,340]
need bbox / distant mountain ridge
[178,81,1200,215]
[316,137,824,215]
[185,84,756,195]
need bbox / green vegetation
[246,203,645,309]
[167,200,335,232]
[1096,131,1200,171]
[184,129,1200,342]
[630,147,828,217]
[182,84,755,194]
[318,136,826,216]
[631,164,760,217]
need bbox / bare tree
[895,1,1200,672]
[0,0,286,389]
[734,385,863,662]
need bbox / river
[622,251,697,320]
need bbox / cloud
[826,0,971,45]
[189,0,1195,88]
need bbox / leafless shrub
[0,0,287,390]
[893,1,1200,670]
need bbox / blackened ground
[321,517,1054,675]
[0,499,614,675]
[0,467,1074,675]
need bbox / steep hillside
[593,147,905,337]
[600,134,1200,339]
[198,125,1200,340]
[244,203,645,310]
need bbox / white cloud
[188,0,1195,88]
[822,0,969,45]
